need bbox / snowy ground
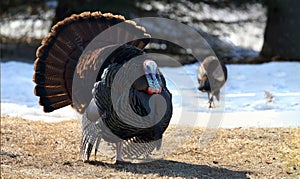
[1,61,299,128]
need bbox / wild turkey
[197,56,227,108]
[33,11,173,164]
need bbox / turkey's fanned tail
[33,11,150,113]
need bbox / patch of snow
[1,61,300,128]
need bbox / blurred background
[1,0,299,64]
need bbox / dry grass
[1,116,299,178]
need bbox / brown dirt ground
[1,116,299,178]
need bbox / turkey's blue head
[143,60,162,95]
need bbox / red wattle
[147,87,162,94]
[147,87,154,95]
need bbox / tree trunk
[260,0,300,60]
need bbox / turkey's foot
[115,160,131,165]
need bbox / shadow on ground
[88,159,250,178]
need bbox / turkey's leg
[116,142,123,161]
[208,93,212,108]
[208,93,215,108]
[209,96,215,108]
[115,142,131,164]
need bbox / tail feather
[39,95,70,106]
[34,85,66,96]
[33,11,150,113]
[33,73,65,86]
[39,96,71,112]
[34,64,65,78]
